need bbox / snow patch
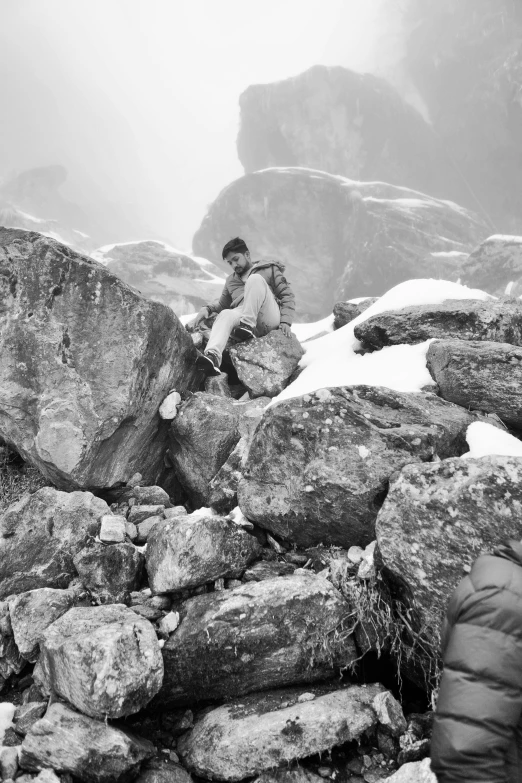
[292,315,334,342]
[0,702,15,743]
[271,278,494,406]
[462,422,522,459]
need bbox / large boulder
[178,683,401,781]
[238,386,480,548]
[39,605,163,719]
[73,542,144,605]
[20,702,154,783]
[376,456,522,653]
[8,588,77,661]
[0,228,198,489]
[237,65,466,206]
[192,169,487,319]
[91,240,225,317]
[461,235,522,295]
[354,299,522,351]
[156,573,357,706]
[146,513,261,593]
[0,487,108,599]
[169,393,241,506]
[229,330,304,398]
[427,339,522,428]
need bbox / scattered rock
[160,391,182,420]
[178,683,400,781]
[39,605,163,719]
[135,758,193,783]
[169,393,241,506]
[0,227,199,489]
[157,612,180,636]
[0,487,108,599]
[238,386,480,548]
[146,514,262,593]
[157,573,356,706]
[136,516,163,544]
[229,330,304,398]
[376,456,522,651]
[382,758,436,782]
[127,486,171,506]
[8,588,77,661]
[334,299,378,330]
[427,339,522,428]
[20,702,155,783]
[125,522,138,541]
[354,299,522,351]
[14,702,47,736]
[128,505,165,525]
[73,542,144,605]
[99,515,126,543]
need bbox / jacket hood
[252,259,286,273]
[493,539,522,568]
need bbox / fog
[0,0,403,249]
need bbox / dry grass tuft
[0,446,50,513]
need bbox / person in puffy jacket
[431,539,522,783]
[191,237,296,376]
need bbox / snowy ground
[271,278,494,406]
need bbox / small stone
[372,692,407,736]
[266,534,286,554]
[125,522,138,541]
[214,578,225,591]
[14,702,47,736]
[127,472,143,488]
[149,595,171,610]
[128,506,165,525]
[158,612,180,636]
[163,506,188,519]
[160,391,182,420]
[130,605,163,622]
[357,557,375,580]
[226,579,242,589]
[297,692,316,703]
[0,746,19,780]
[317,768,331,778]
[136,516,163,544]
[128,487,171,506]
[348,546,364,564]
[99,515,126,543]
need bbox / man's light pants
[205,274,281,364]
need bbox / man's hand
[279,323,292,337]
[191,306,210,329]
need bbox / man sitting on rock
[191,237,296,376]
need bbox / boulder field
[4,228,522,783]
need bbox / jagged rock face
[156,574,357,706]
[8,588,77,661]
[146,514,262,593]
[0,228,199,489]
[461,235,522,294]
[0,487,108,599]
[427,339,522,428]
[91,240,225,317]
[0,600,25,687]
[229,330,304,397]
[237,66,466,207]
[169,393,241,506]
[238,386,479,549]
[39,605,164,719]
[192,169,487,318]
[376,456,522,651]
[20,703,155,783]
[178,683,398,782]
[354,299,522,350]
[73,542,144,605]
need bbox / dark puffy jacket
[431,540,522,782]
[207,260,296,326]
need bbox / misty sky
[0,0,401,250]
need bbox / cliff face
[237,65,469,209]
[193,167,488,319]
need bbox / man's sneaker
[196,351,221,376]
[233,322,255,341]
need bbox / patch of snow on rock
[462,422,522,459]
[0,702,15,743]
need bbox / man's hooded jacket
[431,540,522,782]
[207,260,295,326]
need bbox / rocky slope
[193,168,487,319]
[237,65,467,208]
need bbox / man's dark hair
[222,237,249,259]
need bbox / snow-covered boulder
[178,683,403,781]
[156,574,356,706]
[0,228,199,489]
[376,456,522,652]
[0,487,108,599]
[91,239,225,317]
[146,513,261,593]
[355,299,522,350]
[193,169,487,319]
[229,330,304,398]
[238,386,480,548]
[427,339,522,427]
[333,298,378,329]
[39,605,163,719]
[20,703,154,783]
